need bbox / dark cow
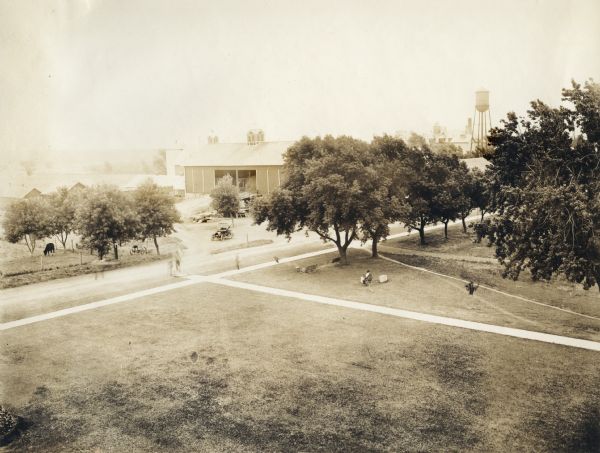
[43,243,55,256]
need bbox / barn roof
[181,141,294,167]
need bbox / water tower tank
[475,89,489,112]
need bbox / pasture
[0,240,175,289]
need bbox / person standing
[465,281,479,295]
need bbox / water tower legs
[470,109,492,153]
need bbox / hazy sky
[1,0,599,159]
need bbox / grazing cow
[43,243,55,256]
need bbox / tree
[455,168,475,233]
[487,79,600,290]
[47,187,78,249]
[2,198,51,255]
[20,160,36,176]
[434,142,464,157]
[253,136,379,264]
[75,185,139,260]
[153,150,167,175]
[430,155,466,239]
[395,146,449,245]
[133,180,181,255]
[210,175,241,224]
[407,132,428,150]
[366,136,409,257]
[470,168,492,221]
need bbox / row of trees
[252,135,490,264]
[254,80,600,291]
[3,180,181,259]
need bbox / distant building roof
[181,141,294,167]
[0,172,162,199]
[23,188,43,199]
[460,157,490,172]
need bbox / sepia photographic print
[1,1,600,451]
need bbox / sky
[1,0,599,160]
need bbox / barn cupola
[247,129,265,145]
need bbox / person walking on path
[170,242,184,276]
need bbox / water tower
[470,88,492,152]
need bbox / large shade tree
[365,135,409,257]
[47,187,78,249]
[2,198,51,255]
[395,146,449,245]
[133,180,181,255]
[253,136,384,264]
[430,155,467,239]
[75,185,139,260]
[488,80,600,290]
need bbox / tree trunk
[444,220,449,239]
[461,216,467,233]
[113,243,119,260]
[25,235,35,256]
[336,243,348,265]
[418,227,426,245]
[481,210,485,221]
[153,235,160,255]
[371,235,379,258]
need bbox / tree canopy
[488,79,600,290]
[394,146,452,244]
[210,175,241,221]
[2,198,51,255]
[75,185,139,259]
[133,180,181,255]
[253,136,385,263]
[47,187,78,249]
[366,135,409,256]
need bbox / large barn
[181,130,293,195]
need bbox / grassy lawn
[1,282,599,452]
[381,223,600,316]
[389,222,498,259]
[231,249,600,342]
